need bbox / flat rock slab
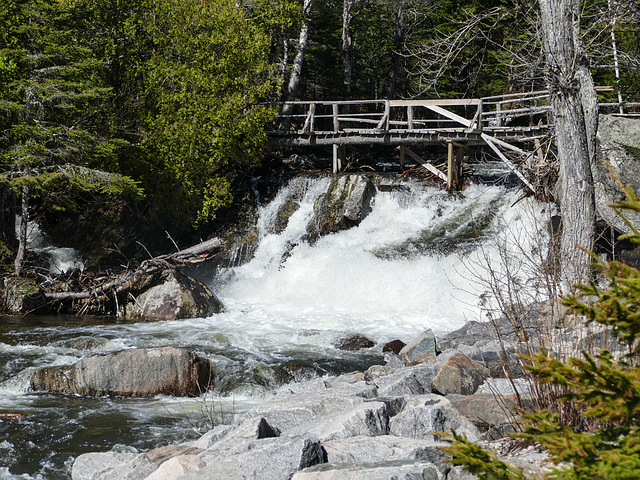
[30,346,211,397]
[71,452,157,480]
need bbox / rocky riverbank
[69,320,561,480]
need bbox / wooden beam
[447,141,454,191]
[390,99,479,107]
[481,133,535,192]
[425,105,473,128]
[404,146,447,182]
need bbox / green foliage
[445,184,640,479]
[443,431,526,480]
[139,0,278,227]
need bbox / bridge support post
[333,144,345,174]
[399,145,406,171]
[447,141,465,192]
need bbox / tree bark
[386,0,405,99]
[538,0,598,286]
[281,0,313,127]
[342,0,354,103]
[14,186,29,277]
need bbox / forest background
[0,0,639,271]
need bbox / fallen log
[43,238,222,304]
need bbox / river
[0,173,550,479]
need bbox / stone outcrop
[307,174,376,241]
[30,346,211,397]
[594,115,640,236]
[0,276,48,314]
[117,270,223,321]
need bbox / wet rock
[431,353,489,396]
[0,276,48,315]
[382,339,405,354]
[0,410,27,421]
[71,452,157,480]
[449,394,519,440]
[117,269,223,321]
[293,461,441,480]
[307,174,376,241]
[389,394,482,442]
[332,334,375,351]
[399,330,437,366]
[270,195,301,234]
[30,346,211,397]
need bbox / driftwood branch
[44,238,222,302]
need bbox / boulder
[71,452,157,480]
[144,455,205,480]
[375,363,441,397]
[30,346,211,397]
[117,269,223,321]
[0,276,48,314]
[321,435,449,474]
[332,334,375,351]
[285,401,390,442]
[382,339,405,354]
[389,394,482,442]
[431,353,489,396]
[180,434,326,480]
[449,394,519,439]
[292,461,441,480]
[594,115,640,235]
[307,174,376,241]
[399,330,437,366]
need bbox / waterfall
[0,173,551,480]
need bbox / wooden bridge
[268,88,629,191]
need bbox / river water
[0,173,550,479]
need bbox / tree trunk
[281,0,313,127]
[538,0,598,286]
[14,186,29,277]
[342,0,354,103]
[386,0,405,99]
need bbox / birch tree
[342,0,354,101]
[539,0,598,285]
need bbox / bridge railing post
[407,106,414,130]
[332,103,339,132]
[476,99,483,131]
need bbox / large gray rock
[117,269,223,321]
[322,435,449,475]
[374,363,441,397]
[431,353,489,395]
[180,434,325,480]
[30,346,211,397]
[292,461,442,480]
[389,394,482,442]
[71,452,157,480]
[285,401,389,442]
[399,330,437,366]
[449,394,519,439]
[0,276,48,314]
[307,174,376,241]
[594,114,640,235]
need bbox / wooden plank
[404,147,447,182]
[390,99,479,107]
[481,133,535,192]
[425,105,473,128]
[447,141,454,191]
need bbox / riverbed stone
[30,346,211,397]
[449,393,519,439]
[306,174,376,241]
[332,334,375,351]
[292,461,442,480]
[431,353,490,395]
[117,269,223,321]
[399,330,437,366]
[321,435,449,474]
[0,276,48,314]
[285,401,389,442]
[389,394,482,442]
[71,452,157,480]
[382,339,405,354]
[181,433,325,480]
[375,362,440,397]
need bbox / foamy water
[0,174,552,479]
